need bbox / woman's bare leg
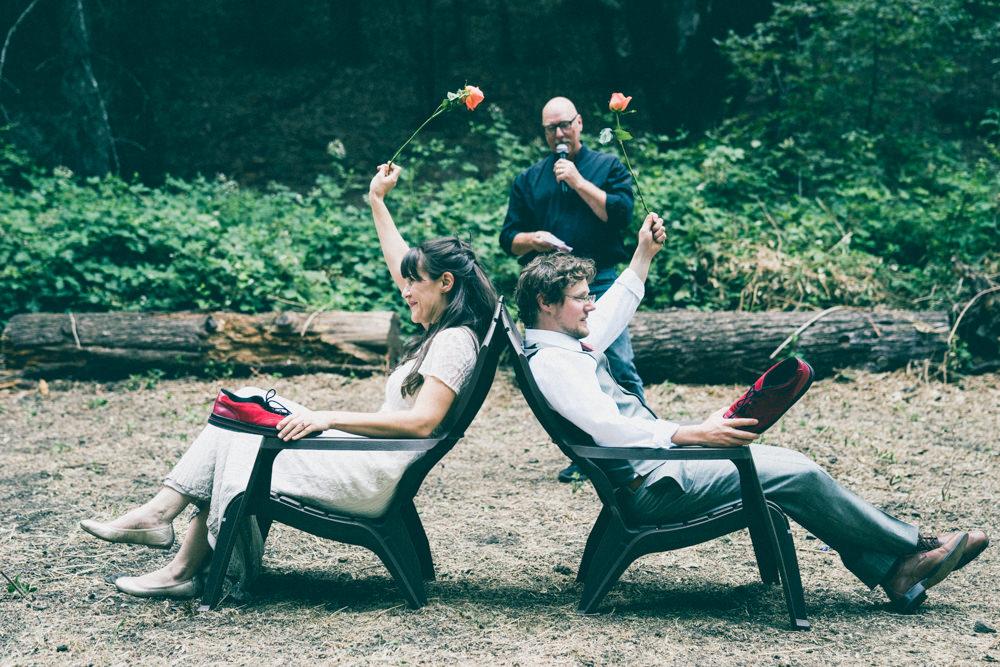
[106,487,191,529]
[122,512,213,588]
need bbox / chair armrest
[570,445,751,461]
[259,436,442,453]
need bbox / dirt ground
[0,368,997,665]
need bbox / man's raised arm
[628,212,665,282]
[582,212,666,352]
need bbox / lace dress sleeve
[418,327,479,395]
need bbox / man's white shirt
[525,268,679,449]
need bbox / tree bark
[3,308,951,385]
[629,308,950,384]
[59,0,118,175]
[2,310,401,379]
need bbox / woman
[80,164,498,599]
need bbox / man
[514,212,988,613]
[500,96,642,483]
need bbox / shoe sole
[208,414,281,438]
[749,363,815,434]
[892,532,968,614]
[114,576,203,599]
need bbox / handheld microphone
[555,143,569,194]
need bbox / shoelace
[730,386,760,415]
[915,534,942,552]
[263,389,292,416]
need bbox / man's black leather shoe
[558,462,587,483]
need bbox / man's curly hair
[515,252,596,327]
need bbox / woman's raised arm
[368,164,410,292]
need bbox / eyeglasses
[542,114,579,134]
[565,293,595,304]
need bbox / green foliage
[626,127,999,312]
[5,574,37,597]
[1,88,997,332]
[720,0,1000,147]
[124,369,165,391]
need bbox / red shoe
[724,357,814,434]
[208,388,291,436]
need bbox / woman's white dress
[163,327,479,594]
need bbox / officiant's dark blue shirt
[499,144,634,270]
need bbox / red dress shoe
[208,388,291,436]
[724,357,814,434]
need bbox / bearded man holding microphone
[499,96,641,483]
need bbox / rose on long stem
[601,92,651,217]
[613,113,651,216]
[386,85,484,172]
[388,102,447,168]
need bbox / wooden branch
[0,0,42,123]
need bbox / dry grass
[0,369,997,665]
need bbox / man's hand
[553,158,584,190]
[626,213,667,282]
[510,230,572,256]
[637,212,667,258]
[532,230,573,253]
[276,409,338,441]
[672,407,760,447]
[369,164,401,200]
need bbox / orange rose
[463,85,485,111]
[609,92,632,112]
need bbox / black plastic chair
[198,299,506,611]
[499,304,809,630]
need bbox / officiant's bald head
[541,97,583,156]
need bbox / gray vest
[525,339,663,487]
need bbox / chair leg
[401,500,435,581]
[258,517,273,545]
[198,493,247,612]
[747,512,781,585]
[734,460,781,586]
[768,505,810,631]
[371,513,428,609]
[578,516,634,614]
[577,506,611,583]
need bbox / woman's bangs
[400,248,425,281]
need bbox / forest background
[1,0,998,370]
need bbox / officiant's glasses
[543,114,579,134]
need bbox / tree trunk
[2,310,401,379]
[630,308,950,384]
[59,0,118,175]
[3,308,952,385]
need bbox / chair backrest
[438,298,506,439]
[498,303,622,506]
[393,298,505,502]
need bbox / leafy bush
[1,103,997,332]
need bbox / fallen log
[2,311,401,379]
[630,308,950,384]
[2,307,950,384]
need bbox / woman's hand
[672,407,759,447]
[369,164,401,200]
[276,409,339,441]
